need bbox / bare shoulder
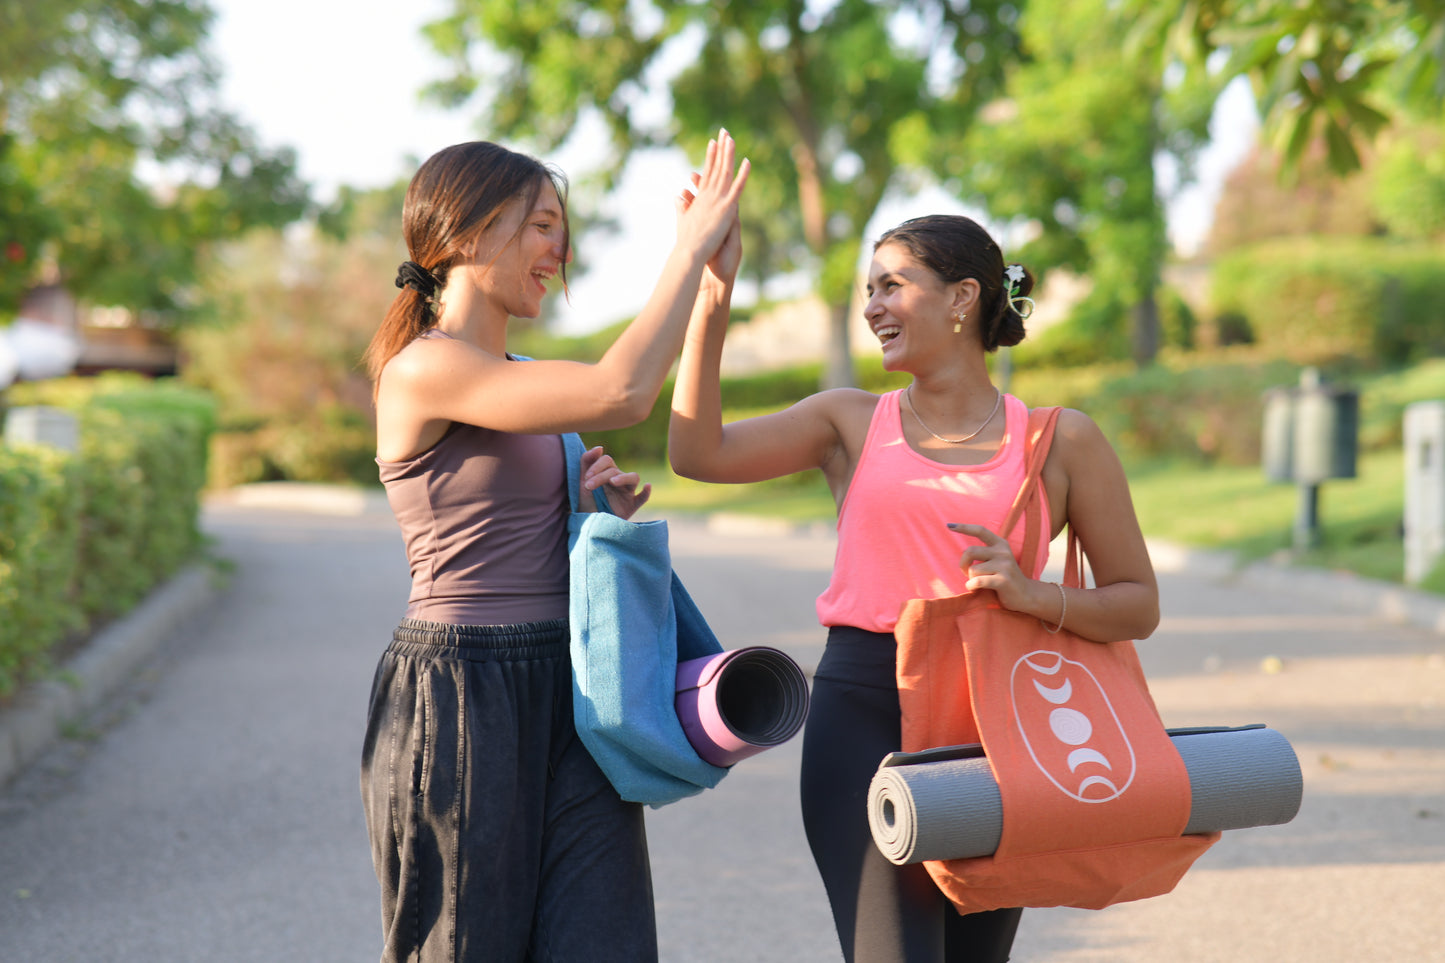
[802,386,881,443]
[809,386,881,419]
[379,335,494,399]
[1050,407,1116,460]
[1039,407,1124,523]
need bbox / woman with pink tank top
[359,132,748,963]
[669,214,1159,963]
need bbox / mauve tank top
[814,390,1049,633]
[376,344,570,625]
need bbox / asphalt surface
[0,485,1441,962]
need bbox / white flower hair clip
[1004,263,1034,320]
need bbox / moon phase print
[1010,650,1139,803]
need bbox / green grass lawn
[1126,448,1406,582]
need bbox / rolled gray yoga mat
[868,725,1302,865]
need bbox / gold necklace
[905,385,1002,444]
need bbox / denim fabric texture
[562,432,729,806]
[361,618,657,962]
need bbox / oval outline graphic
[1010,650,1137,803]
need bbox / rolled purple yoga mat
[675,647,810,768]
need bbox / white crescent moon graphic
[1076,775,1122,797]
[1022,651,1065,675]
[1067,747,1112,772]
[1032,678,1074,705]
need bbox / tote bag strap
[998,406,1062,583]
[994,406,1087,589]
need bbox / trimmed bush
[0,375,214,699]
[1211,238,1445,365]
[0,445,82,697]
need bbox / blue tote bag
[563,433,730,806]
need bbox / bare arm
[668,271,861,489]
[381,133,750,437]
[953,409,1159,643]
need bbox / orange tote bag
[894,407,1218,915]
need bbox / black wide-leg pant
[361,618,656,963]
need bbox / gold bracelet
[1042,582,1066,634]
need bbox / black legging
[800,626,1021,963]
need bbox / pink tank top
[815,390,1049,633]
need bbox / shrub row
[0,375,215,700]
[208,403,375,490]
[1211,238,1445,365]
[199,334,1342,489]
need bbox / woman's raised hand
[675,129,749,266]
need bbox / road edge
[0,562,224,789]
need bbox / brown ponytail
[363,142,569,386]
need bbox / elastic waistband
[827,625,896,649]
[389,617,569,662]
[814,625,899,690]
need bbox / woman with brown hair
[669,213,1158,962]
[360,131,748,962]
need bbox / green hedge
[1211,238,1445,365]
[0,375,215,700]
[209,403,375,490]
[0,445,83,698]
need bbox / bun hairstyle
[875,214,1033,352]
[363,142,569,383]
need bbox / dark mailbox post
[1261,368,1359,551]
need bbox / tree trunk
[1132,288,1160,368]
[822,298,853,390]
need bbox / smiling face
[863,241,977,371]
[473,181,572,320]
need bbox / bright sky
[209,0,1258,334]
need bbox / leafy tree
[422,0,1023,388]
[0,135,55,312]
[0,0,308,321]
[956,0,1217,366]
[1150,0,1445,175]
[184,206,404,485]
[980,0,1444,367]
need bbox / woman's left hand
[580,446,652,519]
[949,523,1034,612]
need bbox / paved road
[1,494,1441,961]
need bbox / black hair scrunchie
[395,260,438,298]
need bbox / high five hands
[677,129,748,285]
